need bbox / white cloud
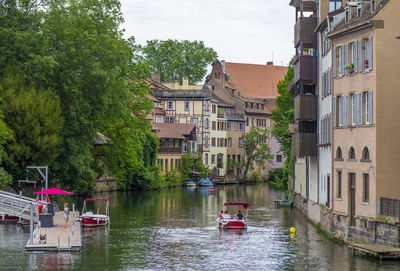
[120,0,294,66]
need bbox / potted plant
[345,63,354,74]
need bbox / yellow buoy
[290,227,296,234]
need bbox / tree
[0,105,13,189]
[271,66,294,190]
[0,72,64,183]
[181,152,195,181]
[195,152,209,179]
[241,126,273,182]
[141,39,218,84]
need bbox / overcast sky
[119,0,294,67]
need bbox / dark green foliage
[141,39,218,84]
[195,152,209,179]
[241,126,273,182]
[0,71,63,184]
[0,104,13,189]
[181,152,195,181]
[271,66,294,191]
[162,169,182,188]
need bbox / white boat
[79,198,110,227]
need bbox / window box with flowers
[345,64,354,74]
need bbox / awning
[33,188,74,195]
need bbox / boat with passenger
[216,202,249,229]
[198,178,213,187]
[79,198,110,227]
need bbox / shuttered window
[363,174,369,202]
[366,91,373,124]
[339,96,344,126]
[345,95,349,126]
[344,43,349,75]
[357,40,362,72]
[352,94,356,125]
[333,96,336,127]
[333,47,337,78]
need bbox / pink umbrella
[33,188,74,195]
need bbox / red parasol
[33,188,74,195]
[223,202,249,209]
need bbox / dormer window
[357,4,361,18]
[345,8,349,22]
[371,0,376,12]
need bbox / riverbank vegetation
[270,66,294,191]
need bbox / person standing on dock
[63,203,69,229]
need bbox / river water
[0,184,399,270]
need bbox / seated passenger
[236,210,244,220]
[222,211,231,220]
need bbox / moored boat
[79,198,110,227]
[0,214,19,223]
[185,180,196,187]
[216,202,249,229]
[274,200,294,207]
[198,178,213,187]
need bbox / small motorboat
[185,180,196,187]
[0,214,19,223]
[274,200,294,208]
[216,202,249,229]
[79,198,110,227]
[198,178,213,187]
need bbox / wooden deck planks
[25,211,81,252]
[349,243,400,259]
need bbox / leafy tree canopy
[141,39,218,84]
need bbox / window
[204,101,209,111]
[349,147,356,160]
[336,171,342,198]
[276,155,282,163]
[363,37,373,71]
[227,121,231,130]
[217,153,223,169]
[211,154,215,164]
[339,95,344,126]
[232,155,236,161]
[238,138,243,148]
[212,137,216,147]
[365,91,373,124]
[212,104,216,113]
[227,154,230,160]
[185,101,189,111]
[165,159,168,170]
[362,147,371,161]
[357,4,361,18]
[251,118,254,126]
[371,0,376,12]
[333,96,336,127]
[228,138,232,147]
[159,159,163,171]
[336,147,343,160]
[212,121,216,130]
[246,118,249,126]
[165,116,175,123]
[345,95,349,126]
[238,155,241,162]
[329,0,342,12]
[234,122,238,131]
[239,123,243,131]
[363,174,369,202]
[345,9,349,22]
[205,154,208,165]
[168,101,173,110]
[351,93,363,125]
[204,118,209,129]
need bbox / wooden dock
[25,211,81,252]
[349,243,400,260]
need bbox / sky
[119,0,295,67]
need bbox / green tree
[241,126,273,182]
[0,72,63,183]
[141,39,218,84]
[0,105,13,189]
[271,66,294,190]
[181,152,195,181]
[195,152,209,179]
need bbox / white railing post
[29,203,34,244]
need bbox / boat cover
[84,198,109,202]
[223,202,249,209]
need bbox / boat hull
[217,219,246,229]
[0,214,19,223]
[80,215,109,227]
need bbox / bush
[162,169,182,188]
[268,168,287,190]
[252,167,264,183]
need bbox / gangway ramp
[0,190,42,221]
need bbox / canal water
[1,184,399,270]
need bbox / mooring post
[72,203,75,236]
[29,203,34,244]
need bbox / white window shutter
[333,96,336,127]
[345,95,349,125]
[344,43,349,75]
[368,37,373,70]
[333,48,337,78]
[358,40,362,72]
[352,95,356,125]
[368,91,373,124]
[358,93,362,124]
[353,42,358,73]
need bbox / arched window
[362,147,371,161]
[336,147,343,160]
[349,147,356,160]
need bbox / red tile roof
[153,107,165,115]
[151,123,195,139]
[224,62,288,98]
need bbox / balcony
[292,132,317,157]
[294,17,317,49]
[158,147,182,154]
[294,95,317,121]
[293,55,317,84]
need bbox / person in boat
[236,210,244,220]
[222,210,231,220]
[218,210,223,217]
[63,203,69,229]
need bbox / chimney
[151,73,160,83]
[266,61,273,66]
[183,76,189,87]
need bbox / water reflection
[1,184,400,270]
